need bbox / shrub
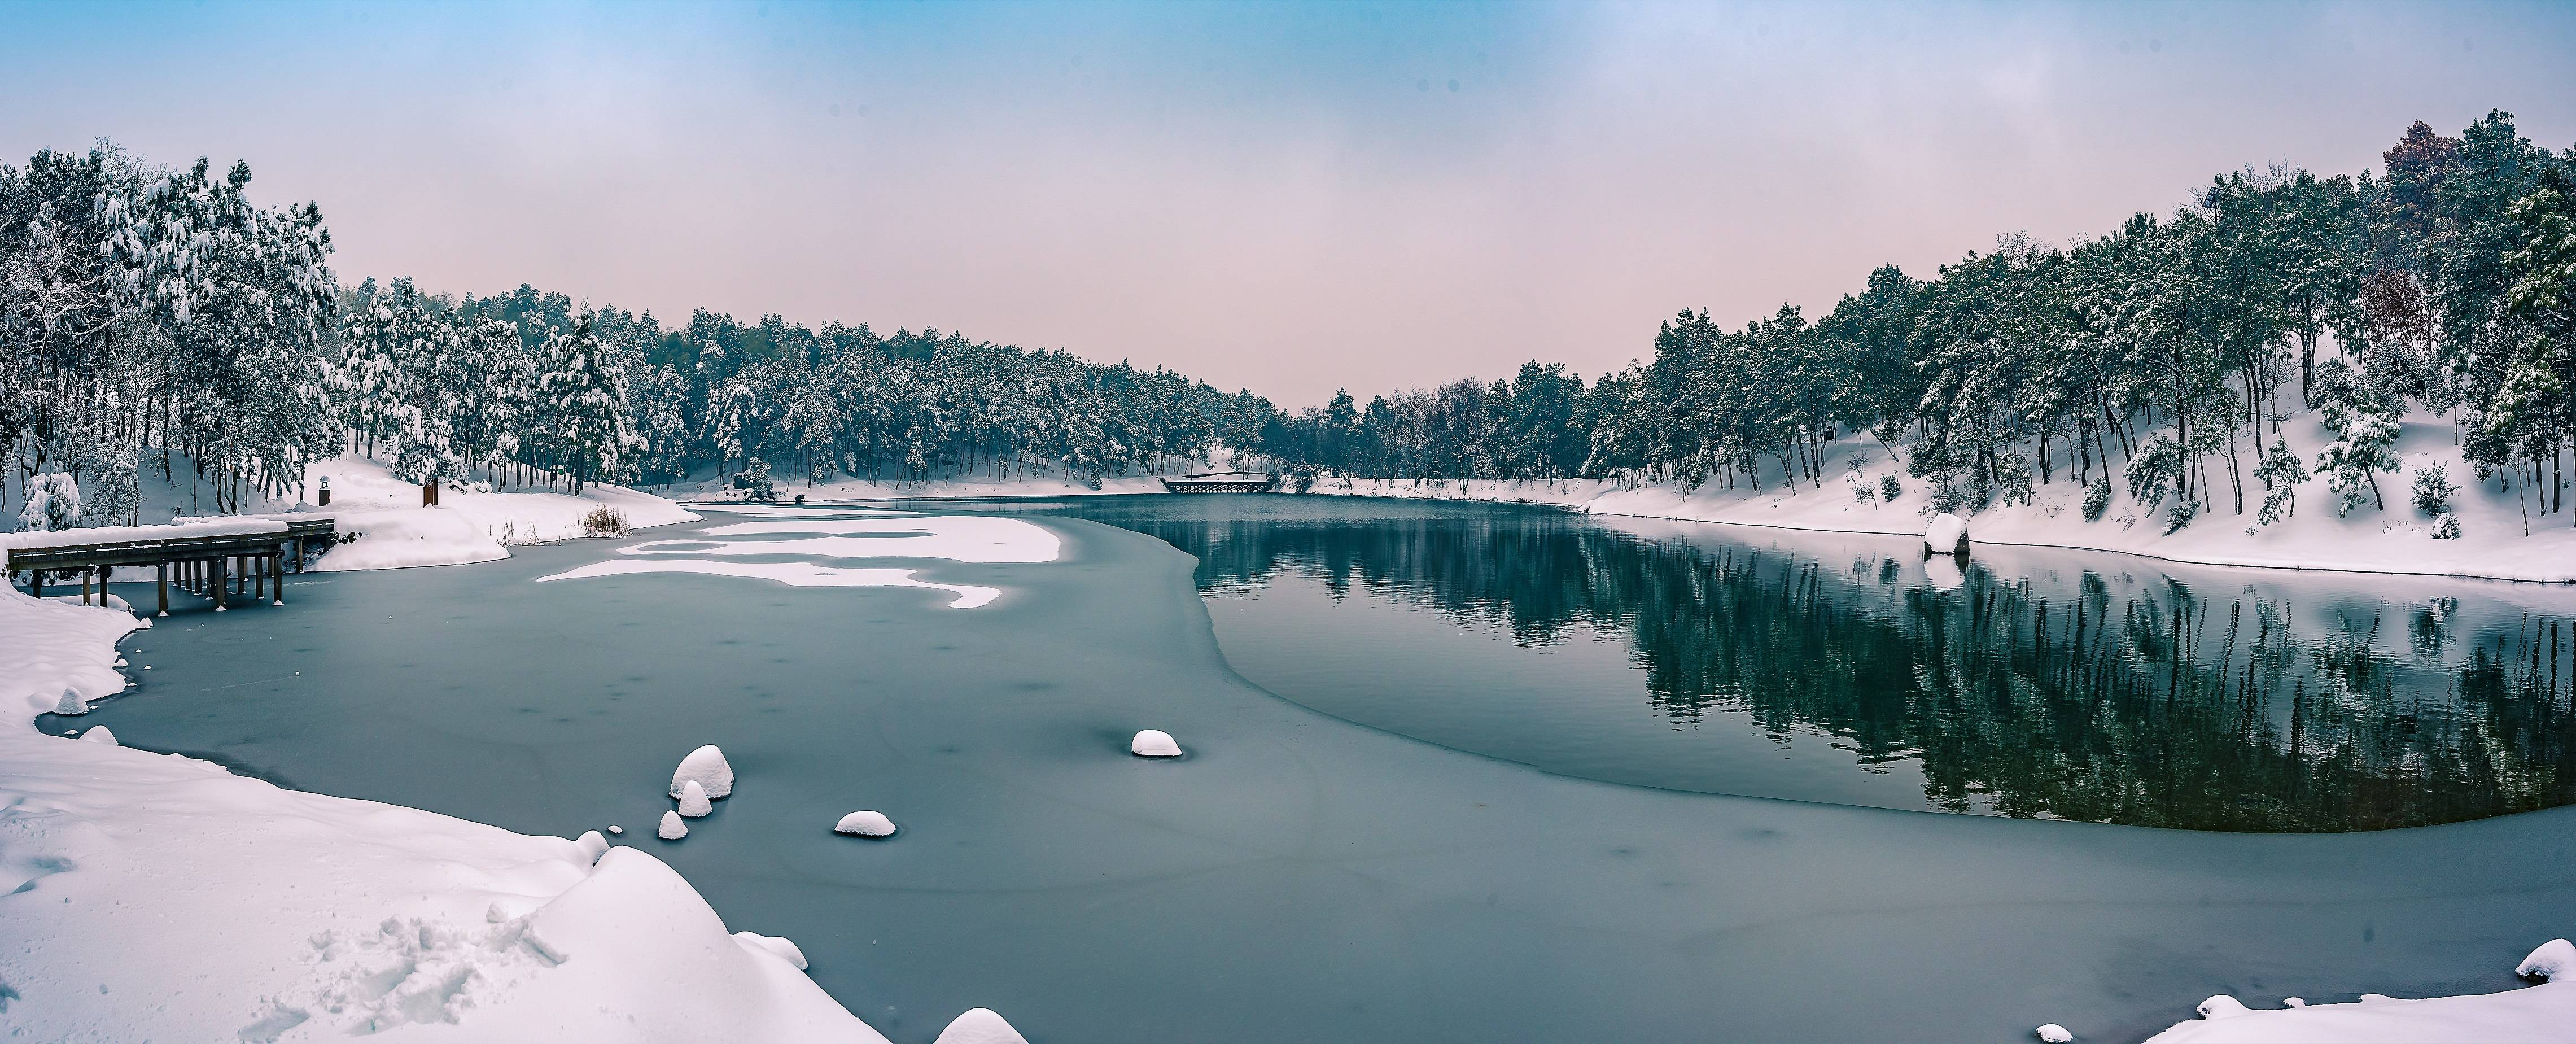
[2081,477,2112,522]
[2163,497,2200,535]
[1878,474,1903,503]
[580,506,632,538]
[1849,477,1875,504]
[2432,512,2461,540]
[2409,464,2457,517]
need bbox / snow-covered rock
[1131,729,1183,758]
[54,688,89,715]
[834,811,896,837]
[574,829,609,864]
[2036,1024,2074,1042]
[671,744,734,799]
[607,824,624,835]
[2197,995,2250,1019]
[658,810,689,840]
[2518,938,2576,980]
[734,931,810,971]
[1925,512,1968,555]
[933,1007,1030,1044]
[79,725,116,746]
[678,779,714,818]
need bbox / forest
[4,112,2574,531]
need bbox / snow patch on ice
[541,558,1004,607]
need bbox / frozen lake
[63,497,2576,1043]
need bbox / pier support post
[81,567,92,606]
[270,553,283,606]
[157,563,169,617]
[213,556,227,611]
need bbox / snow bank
[933,1007,1032,1044]
[834,811,897,838]
[1131,729,1183,758]
[2141,939,2575,1043]
[671,744,735,799]
[736,931,811,971]
[0,584,909,1042]
[298,455,696,572]
[78,724,115,746]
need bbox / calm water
[59,497,2576,1043]
[1014,496,2576,832]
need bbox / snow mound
[54,688,89,715]
[1925,512,1968,554]
[933,1007,1030,1044]
[2197,996,2250,1019]
[834,811,896,837]
[2519,939,2576,980]
[658,811,688,840]
[671,744,734,799]
[574,830,609,865]
[1131,729,1183,758]
[678,779,713,818]
[79,725,116,746]
[2036,1024,2074,1042]
[734,931,810,971]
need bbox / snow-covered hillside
[1310,410,2576,584]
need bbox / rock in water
[733,931,810,970]
[1131,729,1183,758]
[834,811,896,837]
[933,1008,1029,1044]
[54,689,89,715]
[2035,1025,2074,1043]
[677,780,713,818]
[657,811,688,840]
[1924,512,1969,555]
[607,824,624,836]
[574,830,609,864]
[80,726,117,746]
[670,744,733,799]
[2195,995,2249,1020]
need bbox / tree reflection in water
[1037,497,2573,832]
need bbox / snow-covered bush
[18,472,80,531]
[2433,512,2462,540]
[2124,435,2186,510]
[1878,474,1903,503]
[2081,477,2111,522]
[2163,497,2200,535]
[2411,463,2457,516]
[77,442,139,526]
[734,458,777,502]
[580,506,631,538]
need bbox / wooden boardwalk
[5,516,338,615]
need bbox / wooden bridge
[5,516,338,616]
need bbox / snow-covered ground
[0,586,922,1042]
[298,456,699,571]
[1307,412,2576,584]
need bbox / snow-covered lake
[60,499,2576,1042]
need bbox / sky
[5,1,2575,408]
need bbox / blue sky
[6,1,2574,404]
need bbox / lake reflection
[1006,495,2576,832]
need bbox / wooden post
[157,562,169,617]
[213,556,227,611]
[82,567,93,606]
[32,568,43,600]
[270,552,283,606]
[253,553,264,601]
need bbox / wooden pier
[5,516,337,616]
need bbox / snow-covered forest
[1273,112,2576,540]
[6,111,2575,536]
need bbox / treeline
[7,112,2575,529]
[1269,112,2576,533]
[2,141,1276,527]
